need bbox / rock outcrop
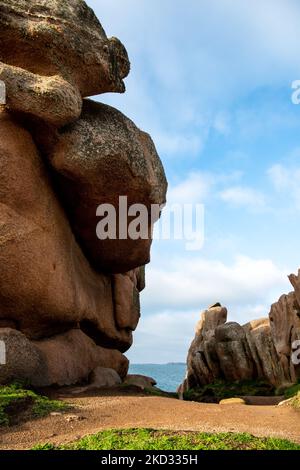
[182,272,300,392]
[0,0,167,386]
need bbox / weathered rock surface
[0,109,138,351]
[71,367,122,393]
[0,1,166,386]
[0,0,130,128]
[33,329,128,386]
[270,289,300,384]
[243,319,284,386]
[182,270,300,393]
[184,304,227,388]
[113,272,140,330]
[0,328,43,384]
[47,100,167,273]
[89,367,122,388]
[0,328,128,386]
[92,346,129,380]
[215,322,254,382]
[0,63,83,127]
[123,374,157,390]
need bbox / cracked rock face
[0,1,167,386]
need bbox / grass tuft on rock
[0,382,68,426]
[32,428,300,450]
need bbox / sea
[128,363,186,392]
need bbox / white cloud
[143,255,291,313]
[127,255,293,362]
[268,164,290,190]
[213,111,231,136]
[268,163,300,210]
[167,170,244,205]
[167,172,213,204]
[88,0,300,160]
[234,106,300,142]
[127,310,199,364]
[219,186,268,212]
[90,0,300,98]
[153,133,204,158]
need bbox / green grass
[0,383,68,426]
[32,428,300,450]
[183,379,275,403]
[284,381,300,399]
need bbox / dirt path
[0,393,299,449]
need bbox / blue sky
[87,0,300,363]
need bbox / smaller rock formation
[71,367,122,394]
[123,374,157,390]
[182,270,300,393]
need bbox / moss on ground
[32,428,300,450]
[0,383,68,426]
[183,379,275,403]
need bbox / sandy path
[0,394,299,449]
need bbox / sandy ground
[0,392,299,449]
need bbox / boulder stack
[0,0,167,386]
